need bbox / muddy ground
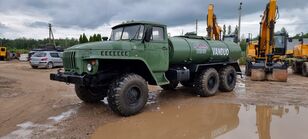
[1,61,308,139]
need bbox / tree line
[0,38,79,52]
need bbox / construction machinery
[0,46,7,61]
[50,21,242,116]
[291,38,308,76]
[207,4,222,40]
[245,0,288,82]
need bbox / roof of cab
[112,21,166,29]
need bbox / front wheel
[107,74,148,116]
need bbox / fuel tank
[168,36,241,65]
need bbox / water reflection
[91,103,240,139]
[255,105,301,139]
[91,103,308,139]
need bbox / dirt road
[1,61,308,139]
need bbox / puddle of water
[91,103,308,139]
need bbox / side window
[152,27,164,41]
[50,53,59,58]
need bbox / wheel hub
[127,87,141,105]
[208,76,216,90]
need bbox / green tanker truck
[50,21,242,116]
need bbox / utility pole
[48,23,56,46]
[238,2,242,44]
[195,19,198,35]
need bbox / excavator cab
[273,33,288,55]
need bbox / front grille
[63,51,76,69]
[101,50,129,56]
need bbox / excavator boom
[207,4,222,40]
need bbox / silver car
[30,51,63,69]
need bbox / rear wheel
[194,68,219,97]
[75,85,107,103]
[47,62,53,69]
[302,62,308,77]
[107,74,148,116]
[219,66,237,92]
[292,62,300,74]
[160,80,179,90]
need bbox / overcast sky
[0,0,308,39]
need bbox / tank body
[168,36,241,65]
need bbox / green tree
[97,34,102,41]
[223,25,226,37]
[82,33,88,43]
[93,34,97,41]
[280,27,287,34]
[228,25,232,35]
[240,38,247,52]
[79,35,83,43]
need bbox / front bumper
[50,72,85,85]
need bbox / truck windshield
[110,25,144,41]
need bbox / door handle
[162,47,168,50]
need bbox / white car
[29,51,63,69]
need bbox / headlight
[87,63,92,72]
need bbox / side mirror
[143,27,152,43]
[246,38,250,43]
[288,38,293,42]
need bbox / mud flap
[268,69,288,82]
[251,69,266,81]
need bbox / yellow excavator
[207,4,222,40]
[246,0,288,82]
[291,37,308,76]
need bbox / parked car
[29,51,63,69]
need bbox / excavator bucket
[269,69,288,82]
[251,69,266,81]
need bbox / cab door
[143,26,169,72]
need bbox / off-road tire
[194,68,219,97]
[160,81,179,90]
[219,66,237,92]
[107,74,148,116]
[47,62,53,69]
[302,62,308,77]
[292,62,300,74]
[75,85,107,103]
